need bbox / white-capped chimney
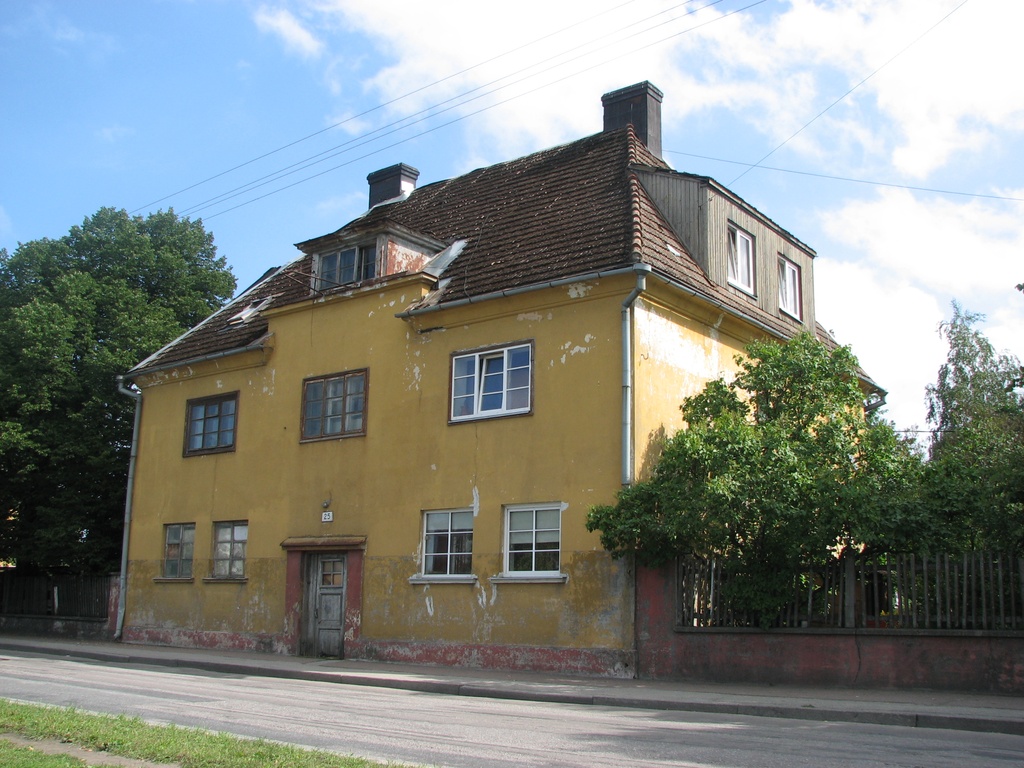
[367,163,420,208]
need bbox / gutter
[621,265,650,486]
[114,375,142,640]
[126,333,272,379]
[395,266,645,319]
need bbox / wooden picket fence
[0,572,110,619]
[677,553,1024,630]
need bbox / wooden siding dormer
[635,168,816,335]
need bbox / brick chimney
[367,163,420,208]
[601,81,663,159]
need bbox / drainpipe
[114,375,141,640]
[621,265,651,486]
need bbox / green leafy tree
[0,208,235,573]
[587,333,925,621]
[923,305,1024,552]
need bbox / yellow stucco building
[121,82,828,675]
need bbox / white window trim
[501,502,565,579]
[728,225,756,295]
[450,342,533,422]
[417,508,475,579]
[778,255,801,320]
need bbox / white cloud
[823,189,1024,299]
[814,259,946,431]
[95,124,134,143]
[262,0,1024,433]
[254,6,323,59]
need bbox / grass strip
[0,739,101,768]
[0,699,385,768]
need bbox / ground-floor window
[423,509,473,576]
[163,523,195,578]
[504,504,561,576]
[212,520,248,578]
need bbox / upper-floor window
[316,245,376,291]
[184,393,237,456]
[422,509,474,576]
[505,504,561,576]
[212,520,248,579]
[778,256,801,319]
[451,343,532,422]
[727,225,755,295]
[163,523,195,578]
[301,369,367,440]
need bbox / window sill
[726,280,756,298]
[201,577,248,584]
[183,447,236,458]
[449,409,532,425]
[408,575,478,585]
[299,432,366,444]
[152,577,195,583]
[489,574,568,584]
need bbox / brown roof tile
[130,127,814,376]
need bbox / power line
[728,0,973,187]
[135,0,708,216]
[669,150,1024,203]
[179,0,724,218]
[197,0,764,220]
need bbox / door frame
[281,535,366,657]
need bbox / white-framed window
[451,343,532,422]
[504,504,561,576]
[163,523,195,578]
[422,509,474,576]
[727,225,755,294]
[316,244,376,291]
[301,369,367,441]
[184,393,237,456]
[212,520,247,579]
[778,256,801,319]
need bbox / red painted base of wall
[121,626,291,655]
[347,638,636,678]
[637,565,1024,693]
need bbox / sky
[2,0,1022,436]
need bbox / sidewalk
[1,634,1022,736]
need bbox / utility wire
[728,0,973,186]
[178,0,723,218]
[670,150,1024,203]
[133,0,700,215]
[201,1,765,219]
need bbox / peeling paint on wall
[558,338,592,365]
[635,304,726,381]
[517,311,553,322]
[566,282,592,299]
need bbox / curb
[2,640,1021,737]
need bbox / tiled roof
[129,127,809,376]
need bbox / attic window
[727,225,755,295]
[226,297,273,325]
[316,244,376,292]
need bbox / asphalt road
[1,649,1023,768]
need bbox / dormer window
[316,244,376,292]
[778,256,801,319]
[727,225,755,295]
